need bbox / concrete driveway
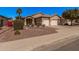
[0,26,79,51]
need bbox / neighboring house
[60,18,78,26]
[0,15,8,27]
[0,15,13,27]
[24,13,65,27]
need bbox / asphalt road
[55,39,79,51]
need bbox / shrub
[14,30,21,35]
[13,19,24,30]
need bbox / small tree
[13,19,24,30]
[62,9,79,26]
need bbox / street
[55,39,79,51]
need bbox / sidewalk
[0,26,79,51]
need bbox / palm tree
[14,8,22,35]
[16,8,22,20]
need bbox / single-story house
[24,13,64,27]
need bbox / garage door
[42,20,49,26]
[51,20,58,26]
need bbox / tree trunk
[19,14,20,20]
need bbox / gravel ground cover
[0,27,57,42]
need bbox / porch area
[25,16,46,27]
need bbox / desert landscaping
[0,26,57,42]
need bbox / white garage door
[42,20,49,26]
[51,20,58,26]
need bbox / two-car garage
[42,14,60,26]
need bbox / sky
[0,7,79,19]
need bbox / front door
[26,18,32,26]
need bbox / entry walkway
[0,26,79,50]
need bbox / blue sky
[0,7,78,19]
